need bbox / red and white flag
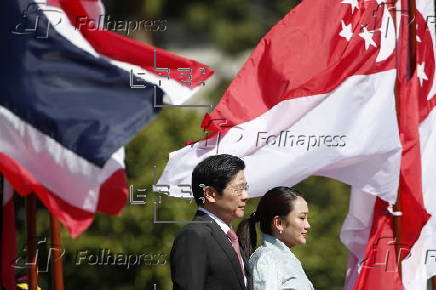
[400,0,436,288]
[159,0,402,201]
[344,0,434,288]
[160,1,401,204]
[158,0,434,288]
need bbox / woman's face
[279,196,310,248]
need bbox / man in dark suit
[170,154,251,290]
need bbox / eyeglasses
[226,184,249,195]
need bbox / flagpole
[391,0,402,276]
[407,0,417,74]
[49,214,64,290]
[0,174,4,290]
[392,0,417,278]
[26,194,38,290]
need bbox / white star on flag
[359,26,377,50]
[341,0,359,13]
[339,20,353,41]
[417,62,428,87]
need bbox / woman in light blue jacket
[237,186,314,290]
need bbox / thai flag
[157,0,435,289]
[0,0,213,238]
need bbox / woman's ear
[203,186,216,203]
[272,216,285,233]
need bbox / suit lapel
[242,254,250,278]
[194,211,246,290]
[242,254,252,290]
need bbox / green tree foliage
[179,0,302,54]
[105,0,301,55]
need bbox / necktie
[226,229,244,274]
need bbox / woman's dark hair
[191,154,245,206]
[236,186,302,260]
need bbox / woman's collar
[262,233,295,255]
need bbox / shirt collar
[262,233,295,257]
[199,207,231,234]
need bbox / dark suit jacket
[170,210,252,290]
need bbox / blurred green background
[14,0,354,289]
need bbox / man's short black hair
[191,154,245,206]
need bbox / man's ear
[203,186,216,203]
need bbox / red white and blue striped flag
[0,0,213,239]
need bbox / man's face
[210,170,249,224]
